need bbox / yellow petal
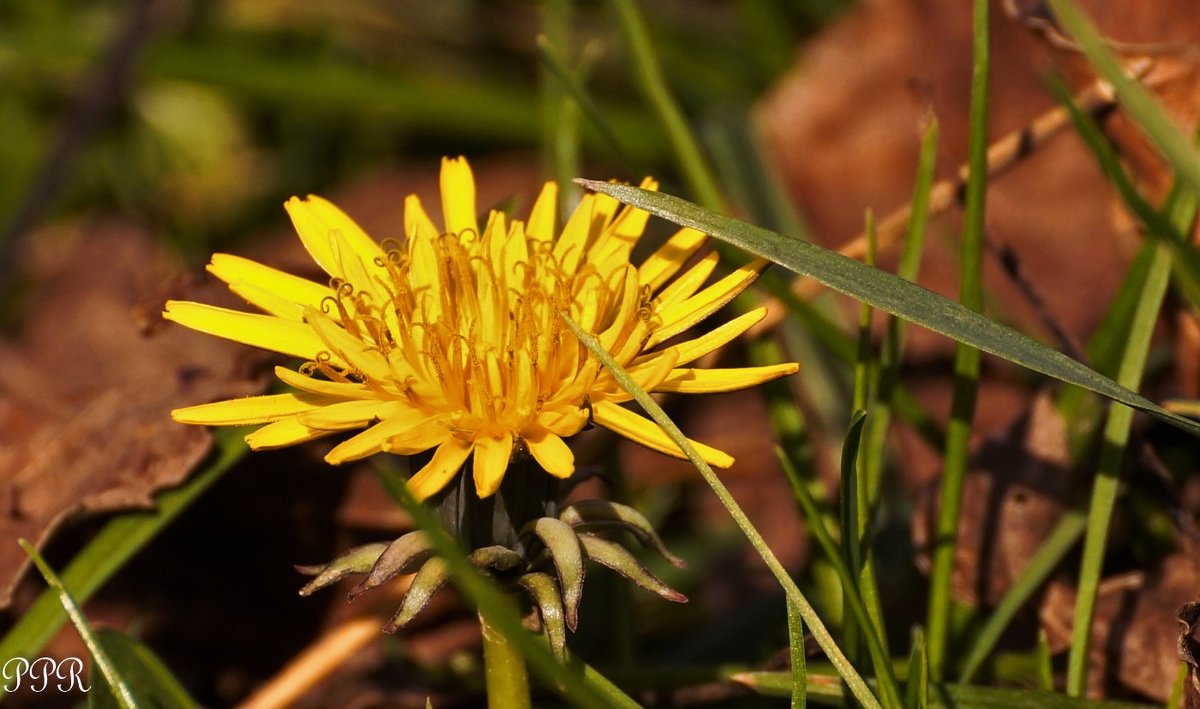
[654,363,800,394]
[440,156,477,240]
[208,254,330,314]
[635,307,766,368]
[653,251,718,308]
[589,177,656,265]
[172,393,335,425]
[298,400,413,430]
[646,258,767,348]
[473,432,514,497]
[638,227,707,291]
[591,400,733,468]
[405,194,439,240]
[164,301,329,362]
[303,195,386,270]
[527,182,558,243]
[408,436,474,502]
[502,219,530,287]
[226,282,308,321]
[324,408,434,464]
[284,196,384,285]
[554,194,594,275]
[535,407,589,437]
[304,307,391,382]
[383,418,451,455]
[274,366,381,399]
[598,350,679,403]
[245,418,338,450]
[524,428,575,478]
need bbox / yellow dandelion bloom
[166,157,798,501]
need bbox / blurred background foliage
[0,0,849,267]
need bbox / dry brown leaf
[0,220,268,608]
[757,0,1200,360]
[1180,598,1200,708]
[1041,542,1200,700]
[912,391,1072,606]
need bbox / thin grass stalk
[481,608,533,709]
[778,448,903,705]
[855,213,889,648]
[845,211,876,663]
[926,0,988,681]
[1066,185,1196,695]
[1037,629,1056,691]
[562,312,889,709]
[904,628,928,709]
[864,118,939,479]
[536,35,641,178]
[1049,77,1200,307]
[840,412,866,667]
[609,0,725,211]
[1047,0,1200,195]
[537,0,581,216]
[787,596,808,709]
[20,541,138,708]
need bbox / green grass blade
[787,596,808,709]
[89,629,196,709]
[1047,0,1200,196]
[536,34,640,177]
[777,447,899,699]
[609,0,724,211]
[737,670,1155,708]
[1167,661,1188,709]
[1050,76,1200,308]
[1037,629,1056,691]
[537,0,583,214]
[840,411,868,583]
[0,427,247,697]
[928,0,989,679]
[959,510,1086,681]
[573,180,1200,438]
[561,312,887,709]
[19,541,138,709]
[1070,254,1171,695]
[905,628,928,709]
[1066,184,1196,694]
[839,411,867,667]
[371,465,639,709]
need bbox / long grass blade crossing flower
[166,157,798,501]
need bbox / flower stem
[481,609,532,709]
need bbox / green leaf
[89,629,196,709]
[575,180,1200,438]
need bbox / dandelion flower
[166,158,798,501]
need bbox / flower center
[315,225,650,438]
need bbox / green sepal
[517,572,568,662]
[522,517,586,630]
[349,531,433,601]
[560,500,686,569]
[578,535,686,603]
[469,545,524,572]
[296,542,387,597]
[385,557,451,633]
